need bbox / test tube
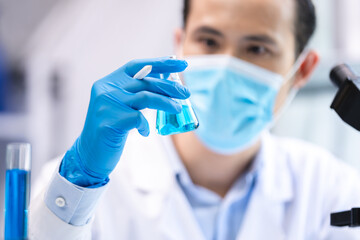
[4,143,31,240]
[156,72,199,135]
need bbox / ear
[174,28,185,57]
[293,50,320,88]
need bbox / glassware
[156,72,199,135]
[4,143,31,240]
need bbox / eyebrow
[193,26,224,37]
[243,35,277,45]
[193,26,277,46]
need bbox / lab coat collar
[164,132,263,184]
[164,131,263,205]
[163,130,294,204]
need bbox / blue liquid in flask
[5,169,30,240]
[156,69,199,136]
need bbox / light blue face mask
[183,54,300,155]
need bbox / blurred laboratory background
[0,0,360,235]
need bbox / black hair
[183,0,316,56]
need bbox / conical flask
[156,72,199,135]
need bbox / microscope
[329,64,360,227]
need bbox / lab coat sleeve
[29,160,108,240]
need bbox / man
[29,0,360,239]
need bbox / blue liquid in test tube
[4,143,31,240]
[5,169,30,239]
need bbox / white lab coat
[29,130,360,240]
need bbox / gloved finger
[162,73,171,80]
[125,57,188,77]
[147,73,160,78]
[114,107,150,137]
[126,77,190,99]
[136,111,150,137]
[147,72,170,80]
[103,88,182,114]
[127,91,183,114]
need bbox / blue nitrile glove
[60,57,189,187]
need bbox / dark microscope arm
[329,64,360,227]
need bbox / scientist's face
[176,0,319,113]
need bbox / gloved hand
[60,57,189,187]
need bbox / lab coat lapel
[236,186,287,240]
[157,183,206,240]
[236,133,294,240]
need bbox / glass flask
[156,72,199,135]
[4,143,31,240]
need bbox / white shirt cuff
[44,169,108,226]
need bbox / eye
[198,37,220,50]
[246,45,269,56]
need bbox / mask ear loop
[270,49,310,127]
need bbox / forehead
[187,0,295,36]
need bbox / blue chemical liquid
[156,104,199,135]
[4,169,30,240]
